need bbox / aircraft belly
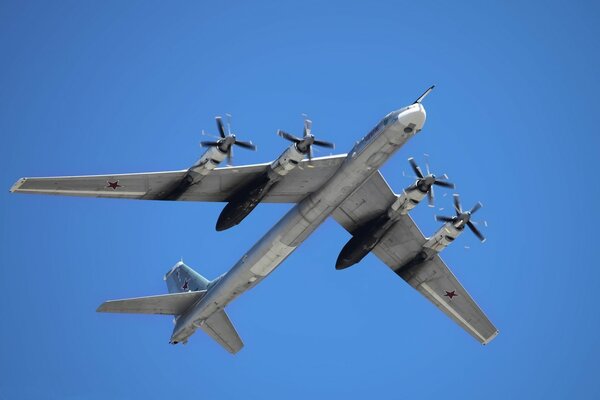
[249,239,295,277]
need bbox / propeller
[277,117,335,163]
[405,157,455,207]
[200,115,256,165]
[435,194,486,242]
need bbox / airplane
[10,86,498,353]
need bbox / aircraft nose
[401,103,426,133]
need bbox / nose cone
[399,103,427,133]
[335,254,355,270]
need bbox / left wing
[333,172,499,344]
[10,154,346,203]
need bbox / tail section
[199,310,243,354]
[164,261,210,293]
[98,260,243,354]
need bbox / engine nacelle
[183,146,229,184]
[269,145,305,177]
[387,188,428,217]
[423,222,463,253]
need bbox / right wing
[333,172,499,344]
[200,309,244,354]
[10,154,346,203]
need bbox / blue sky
[1,1,599,399]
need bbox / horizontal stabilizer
[97,291,206,315]
[200,310,244,354]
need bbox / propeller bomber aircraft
[10,86,498,353]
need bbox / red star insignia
[106,180,121,190]
[444,290,458,299]
[181,279,189,291]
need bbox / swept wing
[333,172,498,344]
[10,155,346,203]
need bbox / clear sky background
[1,1,599,399]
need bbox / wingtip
[228,343,244,355]
[96,303,108,313]
[9,178,27,193]
[482,330,500,345]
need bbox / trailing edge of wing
[97,291,206,315]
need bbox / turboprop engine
[161,115,256,200]
[425,194,486,252]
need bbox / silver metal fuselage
[172,103,427,343]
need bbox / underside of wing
[332,171,397,233]
[179,154,346,203]
[333,171,498,344]
[396,256,499,344]
[11,170,188,199]
[11,154,346,203]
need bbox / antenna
[413,85,435,104]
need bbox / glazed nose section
[399,103,427,134]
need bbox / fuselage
[171,103,427,343]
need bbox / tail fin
[164,261,210,293]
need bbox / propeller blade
[467,221,486,242]
[453,194,462,215]
[303,119,312,137]
[215,117,226,138]
[427,186,435,207]
[278,130,302,143]
[225,113,232,135]
[470,202,483,215]
[408,158,424,179]
[433,180,455,189]
[435,215,454,223]
[201,130,219,140]
[200,141,219,148]
[308,146,313,163]
[313,139,335,149]
[234,140,256,150]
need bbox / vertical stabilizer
[164,261,210,293]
